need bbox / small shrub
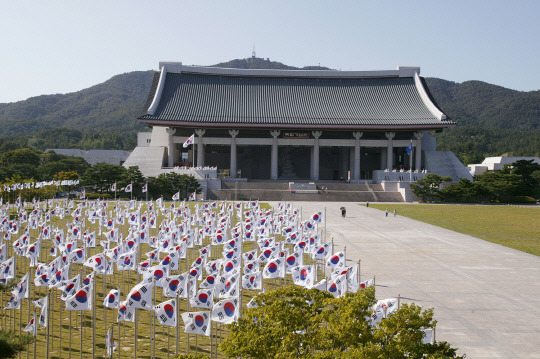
[85,193,112,200]
[500,196,536,204]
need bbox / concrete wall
[423,151,472,182]
[137,132,152,147]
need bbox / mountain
[0,71,155,136]
[213,57,330,71]
[424,78,540,131]
[0,58,538,161]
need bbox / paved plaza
[275,201,540,359]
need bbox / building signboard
[283,132,310,139]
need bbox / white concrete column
[353,131,363,180]
[385,132,396,171]
[229,129,239,178]
[166,127,176,167]
[414,131,424,171]
[195,129,206,167]
[312,131,322,180]
[270,130,280,180]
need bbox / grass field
[365,204,540,256]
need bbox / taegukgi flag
[103,288,121,308]
[117,301,135,322]
[181,311,211,336]
[183,134,195,148]
[65,285,92,311]
[154,298,177,327]
[211,298,239,324]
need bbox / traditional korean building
[124,62,471,199]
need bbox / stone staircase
[208,181,404,202]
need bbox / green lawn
[365,204,540,256]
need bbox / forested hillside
[0,59,538,163]
[424,78,540,163]
[0,70,154,134]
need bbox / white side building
[468,157,540,176]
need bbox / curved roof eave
[138,118,455,131]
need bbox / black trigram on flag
[141,286,148,293]
[160,314,167,323]
[70,301,77,308]
[190,324,196,331]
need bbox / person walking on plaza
[385,208,388,217]
[394,208,397,217]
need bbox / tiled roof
[139,69,453,128]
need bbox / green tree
[147,173,200,200]
[39,152,90,177]
[0,148,41,167]
[441,178,490,203]
[120,166,146,196]
[474,171,523,202]
[221,286,463,359]
[502,160,540,196]
[221,286,332,358]
[409,174,452,202]
[81,163,126,193]
[531,170,540,198]
[0,164,36,182]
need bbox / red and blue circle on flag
[224,302,236,317]
[164,304,174,318]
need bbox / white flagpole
[176,293,179,355]
[69,310,72,359]
[117,321,121,359]
[46,290,50,359]
[92,276,96,359]
[27,268,33,359]
[103,273,107,346]
[152,276,156,359]
[58,290,62,358]
[33,310,37,359]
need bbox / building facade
[124,62,469,184]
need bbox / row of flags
[1,180,80,193]
[0,197,416,356]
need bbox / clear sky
[1,0,539,103]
